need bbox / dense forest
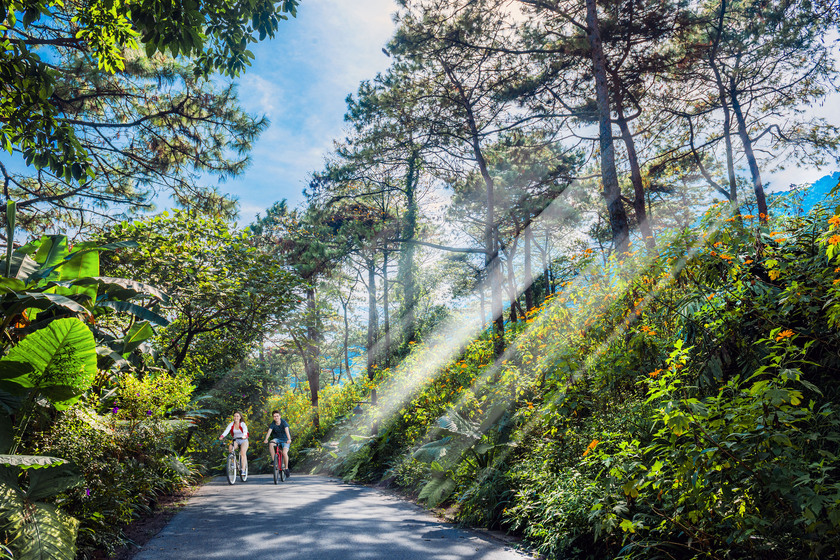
[2,0,840,559]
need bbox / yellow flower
[769,270,781,281]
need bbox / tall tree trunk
[585,0,630,253]
[710,0,739,207]
[398,150,419,343]
[730,77,768,221]
[615,107,655,250]
[366,256,379,404]
[524,224,535,312]
[478,281,486,326]
[305,286,320,429]
[464,106,503,354]
[504,242,521,323]
[382,251,391,368]
[445,58,505,356]
[342,298,353,384]
[712,63,739,205]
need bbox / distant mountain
[793,172,839,213]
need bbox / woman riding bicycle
[219,411,249,478]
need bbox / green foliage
[101,210,300,382]
[114,371,195,428]
[30,408,198,556]
[1,0,300,210]
[0,456,83,560]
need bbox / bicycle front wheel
[273,454,280,484]
[226,453,237,485]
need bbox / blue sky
[217,0,398,225]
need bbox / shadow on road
[135,474,532,560]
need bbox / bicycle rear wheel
[226,453,237,485]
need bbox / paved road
[134,474,534,560]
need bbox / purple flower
[85,488,90,497]
[146,410,152,416]
[112,406,119,414]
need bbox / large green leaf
[0,361,35,397]
[0,277,26,292]
[0,455,68,469]
[17,292,89,316]
[53,244,99,301]
[412,436,453,462]
[0,490,79,560]
[418,475,456,508]
[99,300,169,327]
[26,462,82,500]
[30,235,69,279]
[3,318,96,410]
[78,276,169,303]
[0,456,81,558]
[0,360,34,383]
[0,253,40,281]
[122,321,156,354]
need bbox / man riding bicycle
[219,411,249,479]
[263,410,291,477]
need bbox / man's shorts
[271,438,290,450]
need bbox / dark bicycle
[271,443,286,484]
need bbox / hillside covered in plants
[295,189,840,560]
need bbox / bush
[30,407,199,557]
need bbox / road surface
[134,474,535,560]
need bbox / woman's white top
[221,422,248,439]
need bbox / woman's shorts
[232,438,248,448]
[271,438,290,450]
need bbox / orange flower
[648,369,663,378]
[775,329,795,341]
[829,235,840,245]
[743,214,755,219]
[582,439,600,457]
[829,215,840,228]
